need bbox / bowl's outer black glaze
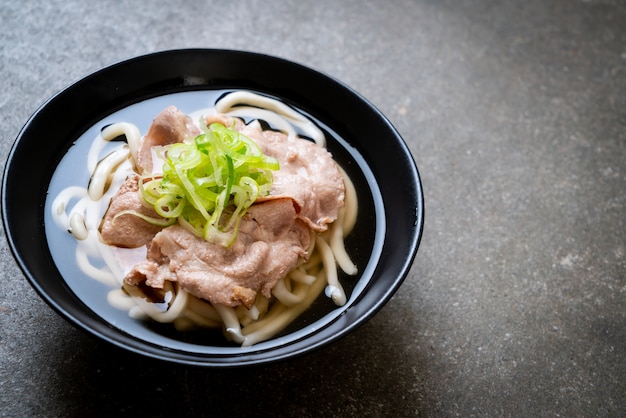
[2,49,424,366]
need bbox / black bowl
[2,49,424,367]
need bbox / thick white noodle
[101,122,141,168]
[68,212,88,240]
[215,91,326,146]
[125,283,189,323]
[87,133,111,175]
[179,310,221,329]
[225,107,299,140]
[239,304,260,321]
[288,267,317,285]
[107,288,136,311]
[213,304,245,343]
[241,270,328,347]
[50,186,88,231]
[272,276,306,306]
[88,147,130,200]
[186,296,221,322]
[317,235,347,306]
[339,166,358,234]
[75,245,117,286]
[329,208,358,276]
[96,238,128,284]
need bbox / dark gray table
[1,0,624,416]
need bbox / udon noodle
[51,91,357,347]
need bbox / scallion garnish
[140,121,279,246]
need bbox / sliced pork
[107,108,345,309]
[99,175,165,248]
[124,199,311,308]
[137,106,201,173]
[205,114,345,232]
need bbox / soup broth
[44,90,384,353]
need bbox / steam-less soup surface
[44,90,384,352]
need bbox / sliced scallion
[139,121,278,246]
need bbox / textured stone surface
[1,0,625,416]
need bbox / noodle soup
[44,90,384,351]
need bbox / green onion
[112,210,177,227]
[140,121,279,246]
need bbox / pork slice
[137,106,201,173]
[99,175,165,248]
[241,123,345,232]
[157,111,344,231]
[124,199,311,308]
